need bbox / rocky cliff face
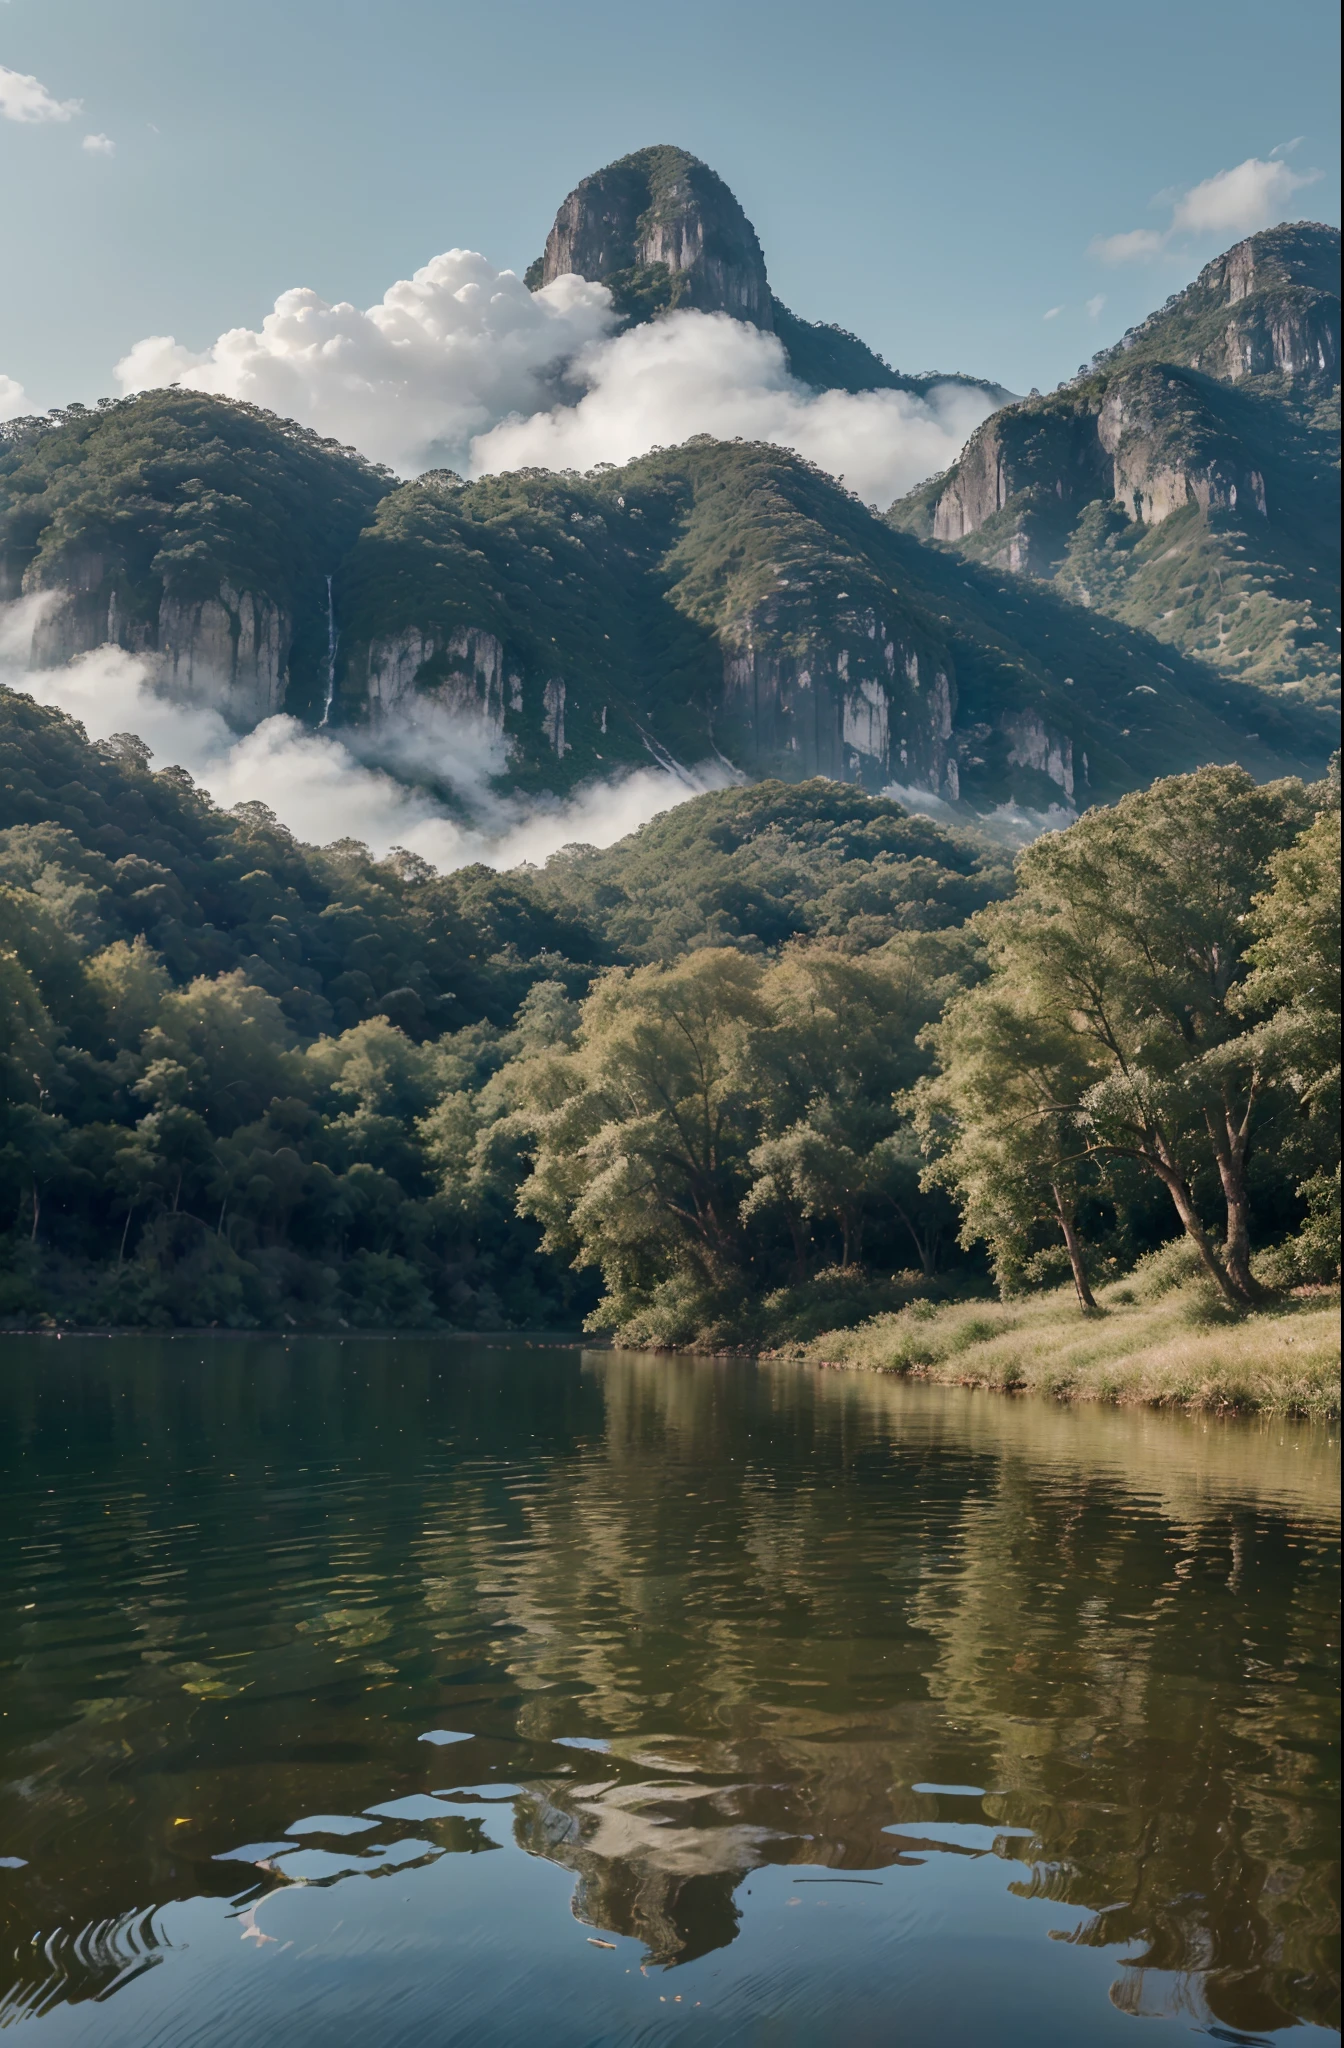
[892,223,1340,700]
[366,624,518,741]
[931,401,1113,554]
[718,604,962,799]
[332,442,1330,816]
[22,552,290,726]
[538,145,774,328]
[932,362,1271,568]
[1097,222,1341,387]
[0,389,389,728]
[5,397,1331,828]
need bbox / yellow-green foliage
[802,1280,1341,1419]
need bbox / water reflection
[0,1336,1337,2041]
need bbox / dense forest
[1,683,1337,1339]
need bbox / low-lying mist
[1,600,732,871]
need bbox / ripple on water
[0,1335,1336,2046]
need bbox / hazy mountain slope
[891,224,1341,704]
[527,144,1010,403]
[0,691,1001,1022]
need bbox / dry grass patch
[802,1280,1340,1419]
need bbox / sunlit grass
[800,1278,1341,1419]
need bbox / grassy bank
[793,1262,1341,1420]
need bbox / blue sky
[1,0,1339,414]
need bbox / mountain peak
[532,144,774,328]
[1086,219,1340,386]
[527,147,1012,405]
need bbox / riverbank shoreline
[779,1282,1341,1421]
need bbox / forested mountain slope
[0,394,391,725]
[4,396,1329,823]
[338,438,1331,807]
[891,223,1341,703]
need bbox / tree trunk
[1050,1184,1097,1311]
[1203,1103,1263,1302]
[1151,1158,1246,1306]
[29,1178,40,1243]
[1087,1131,1246,1306]
[894,1204,937,1279]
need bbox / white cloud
[0,372,24,420]
[116,251,618,476]
[1,599,730,872]
[82,131,114,156]
[115,246,999,502]
[1085,293,1106,319]
[1091,227,1166,265]
[1270,136,1305,158]
[1043,305,1061,321]
[1170,156,1320,237]
[470,310,998,508]
[0,62,79,122]
[1091,155,1322,262]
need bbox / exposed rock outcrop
[719,605,961,800]
[892,222,1340,696]
[157,585,286,725]
[932,406,1112,553]
[538,145,774,327]
[1003,710,1076,803]
[530,145,1009,403]
[22,553,290,725]
[541,676,568,757]
[366,625,515,740]
[1087,220,1340,388]
[1097,372,1267,525]
[930,360,1272,571]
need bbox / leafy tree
[519,949,767,1341]
[949,768,1310,1305]
[85,936,172,1046]
[917,979,1107,1309]
[1234,800,1342,1280]
[517,938,978,1344]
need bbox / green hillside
[0,693,1001,1331]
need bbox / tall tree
[952,768,1309,1305]
[917,978,1106,1310]
[518,950,768,1340]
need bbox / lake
[0,1335,1338,2046]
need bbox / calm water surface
[0,1335,1338,2046]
